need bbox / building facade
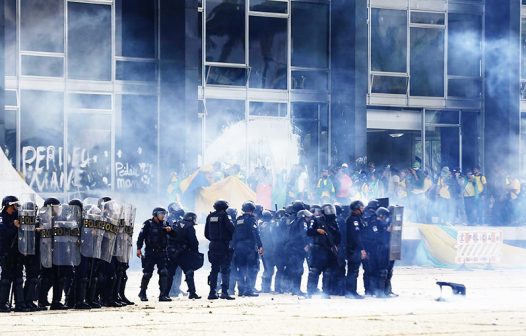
[0,0,522,198]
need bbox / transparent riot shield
[99,200,120,263]
[39,206,53,268]
[18,194,38,256]
[116,204,136,264]
[52,204,82,267]
[81,198,105,260]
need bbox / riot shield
[80,203,105,260]
[389,206,404,261]
[52,204,81,266]
[116,204,136,264]
[99,200,120,263]
[18,195,38,256]
[107,201,125,259]
[39,207,53,268]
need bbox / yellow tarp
[195,176,256,215]
[418,224,526,268]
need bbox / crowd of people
[181,159,525,226]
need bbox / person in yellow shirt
[436,167,452,224]
[472,166,487,224]
[463,171,479,225]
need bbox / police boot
[24,277,39,311]
[185,271,201,300]
[102,276,122,307]
[0,279,12,313]
[87,277,101,309]
[64,277,75,309]
[50,278,67,310]
[261,277,271,294]
[13,278,30,312]
[138,273,151,302]
[118,274,134,305]
[375,270,388,298]
[220,270,235,300]
[37,278,52,310]
[306,269,321,298]
[158,271,172,302]
[113,274,126,306]
[73,278,91,310]
[207,274,219,300]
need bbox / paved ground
[2,267,526,335]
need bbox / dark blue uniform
[0,210,26,311]
[166,211,185,297]
[165,219,200,297]
[232,213,262,296]
[273,215,289,293]
[345,212,365,296]
[137,218,169,299]
[259,219,278,293]
[205,210,235,298]
[306,216,341,296]
[284,215,308,295]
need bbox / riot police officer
[137,207,172,302]
[204,200,235,300]
[259,210,277,293]
[306,204,341,299]
[345,201,366,299]
[232,201,263,297]
[18,198,40,311]
[273,209,289,293]
[0,196,30,312]
[284,208,310,296]
[165,212,202,300]
[375,207,391,298]
[362,199,380,295]
[166,202,185,297]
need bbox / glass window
[249,16,287,89]
[410,28,445,97]
[206,66,248,86]
[116,61,157,82]
[371,75,408,94]
[448,13,482,77]
[68,114,112,191]
[3,109,17,166]
[116,0,156,58]
[203,99,246,166]
[250,0,287,14]
[371,9,407,73]
[5,0,17,76]
[249,102,287,117]
[21,55,64,77]
[199,12,203,85]
[5,91,17,107]
[68,2,112,81]
[522,19,526,80]
[448,78,481,98]
[410,12,445,25]
[116,95,158,192]
[206,0,245,64]
[291,2,329,68]
[69,93,112,110]
[292,70,329,91]
[20,0,64,52]
[20,90,64,193]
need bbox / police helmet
[367,199,380,210]
[68,199,83,212]
[226,208,237,219]
[297,209,313,219]
[152,207,167,218]
[242,201,256,213]
[43,197,60,207]
[335,204,343,216]
[213,200,229,211]
[183,212,197,224]
[375,207,390,218]
[350,200,365,212]
[261,210,273,222]
[292,200,305,213]
[275,209,286,219]
[322,204,337,216]
[168,202,183,214]
[2,195,19,209]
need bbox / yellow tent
[195,176,256,215]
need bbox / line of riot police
[0,195,136,313]
[201,198,402,300]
